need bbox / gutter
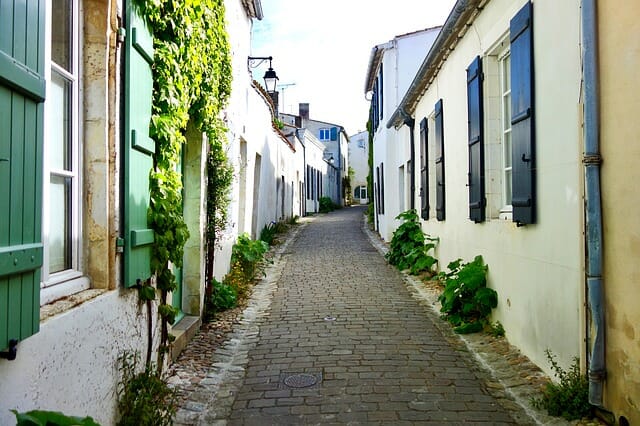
[387,0,484,129]
[581,0,605,407]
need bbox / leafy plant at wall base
[207,278,237,315]
[12,410,100,426]
[487,320,505,337]
[319,196,337,213]
[437,255,497,333]
[231,233,269,284]
[531,350,592,420]
[116,352,176,426]
[385,209,438,275]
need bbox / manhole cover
[283,373,318,388]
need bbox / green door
[0,0,46,350]
[123,2,154,287]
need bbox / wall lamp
[248,56,279,93]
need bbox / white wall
[409,0,583,374]
[348,130,369,203]
[0,291,154,426]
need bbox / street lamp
[248,56,279,93]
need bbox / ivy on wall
[131,0,233,371]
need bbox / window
[357,139,365,149]
[500,50,513,214]
[354,185,367,200]
[42,0,88,302]
[319,128,330,141]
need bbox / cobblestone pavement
[169,206,600,425]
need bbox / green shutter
[0,0,46,350]
[419,117,429,220]
[123,3,155,287]
[435,99,445,221]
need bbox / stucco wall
[409,0,584,375]
[0,290,154,426]
[598,1,640,422]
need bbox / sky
[251,0,457,136]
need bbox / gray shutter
[467,55,485,223]
[123,3,155,287]
[510,1,535,225]
[0,0,46,350]
[419,118,429,220]
[435,99,445,221]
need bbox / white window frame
[498,48,513,219]
[41,0,89,305]
[319,128,330,141]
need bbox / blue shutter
[434,99,445,221]
[330,126,337,141]
[419,118,429,220]
[510,1,535,225]
[0,0,45,351]
[123,3,155,287]
[467,56,485,223]
[380,163,385,214]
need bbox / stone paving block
[169,208,571,425]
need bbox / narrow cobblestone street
[169,206,573,425]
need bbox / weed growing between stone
[532,349,592,420]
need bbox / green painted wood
[0,0,45,350]
[123,3,155,288]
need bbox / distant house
[348,130,370,205]
[281,104,350,207]
[377,0,640,423]
[365,26,441,240]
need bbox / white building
[348,130,370,205]
[365,27,441,240]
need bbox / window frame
[41,0,88,304]
[319,128,330,141]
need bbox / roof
[364,26,442,94]
[241,0,263,20]
[387,0,488,128]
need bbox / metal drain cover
[283,373,318,388]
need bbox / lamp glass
[263,68,279,93]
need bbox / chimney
[299,103,309,127]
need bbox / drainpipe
[581,0,605,407]
[400,109,416,210]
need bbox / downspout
[581,0,605,407]
[399,109,415,210]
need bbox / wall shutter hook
[0,339,18,361]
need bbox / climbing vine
[131,0,233,372]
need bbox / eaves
[387,0,489,129]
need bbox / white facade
[384,0,584,376]
[366,28,441,241]
[348,130,369,204]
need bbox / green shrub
[12,410,100,426]
[116,352,176,426]
[437,255,497,333]
[532,350,592,420]
[208,278,237,312]
[319,196,337,213]
[231,233,269,283]
[259,222,278,246]
[385,210,438,275]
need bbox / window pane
[504,131,512,168]
[51,0,72,71]
[505,169,512,206]
[50,175,71,273]
[50,71,71,171]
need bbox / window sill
[41,275,91,306]
[40,288,107,322]
[498,208,513,221]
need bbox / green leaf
[138,284,156,301]
[12,410,101,426]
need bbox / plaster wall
[598,1,640,421]
[348,130,369,203]
[0,290,153,426]
[410,0,584,375]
